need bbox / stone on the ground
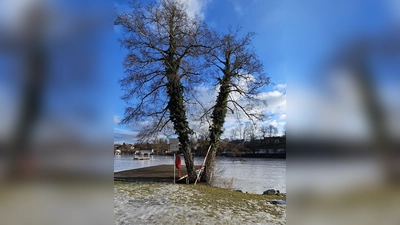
[263,189,276,195]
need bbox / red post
[175,155,182,178]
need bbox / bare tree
[283,124,286,136]
[260,125,268,144]
[267,125,278,143]
[230,128,237,141]
[237,124,244,140]
[244,122,257,141]
[202,28,270,183]
[115,0,207,182]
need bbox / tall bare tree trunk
[200,29,269,184]
[166,75,196,182]
[165,15,197,182]
[203,73,232,183]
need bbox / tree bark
[164,14,197,182]
[166,77,196,182]
[203,72,232,183]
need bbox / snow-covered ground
[114,182,286,225]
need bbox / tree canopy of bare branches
[115,1,270,184]
[115,0,207,182]
[202,28,270,183]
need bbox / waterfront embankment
[114,181,286,224]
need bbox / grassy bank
[114,181,286,224]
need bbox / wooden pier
[114,165,200,183]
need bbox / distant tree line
[114,125,285,156]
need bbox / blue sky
[113,0,400,144]
[0,0,397,145]
[284,0,400,140]
[113,0,287,144]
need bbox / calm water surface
[114,155,286,194]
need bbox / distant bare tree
[244,122,257,141]
[115,0,207,182]
[283,124,286,136]
[260,125,268,144]
[237,124,244,140]
[230,128,237,141]
[267,125,278,143]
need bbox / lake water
[114,155,286,194]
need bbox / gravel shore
[114,181,286,225]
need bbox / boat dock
[133,157,151,160]
[114,164,200,183]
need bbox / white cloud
[279,114,286,120]
[177,0,210,20]
[256,90,286,114]
[275,83,286,91]
[267,90,282,97]
[269,119,278,127]
[114,115,121,124]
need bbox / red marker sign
[175,155,182,178]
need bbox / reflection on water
[114,155,286,194]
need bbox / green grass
[114,181,165,197]
[115,181,286,218]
